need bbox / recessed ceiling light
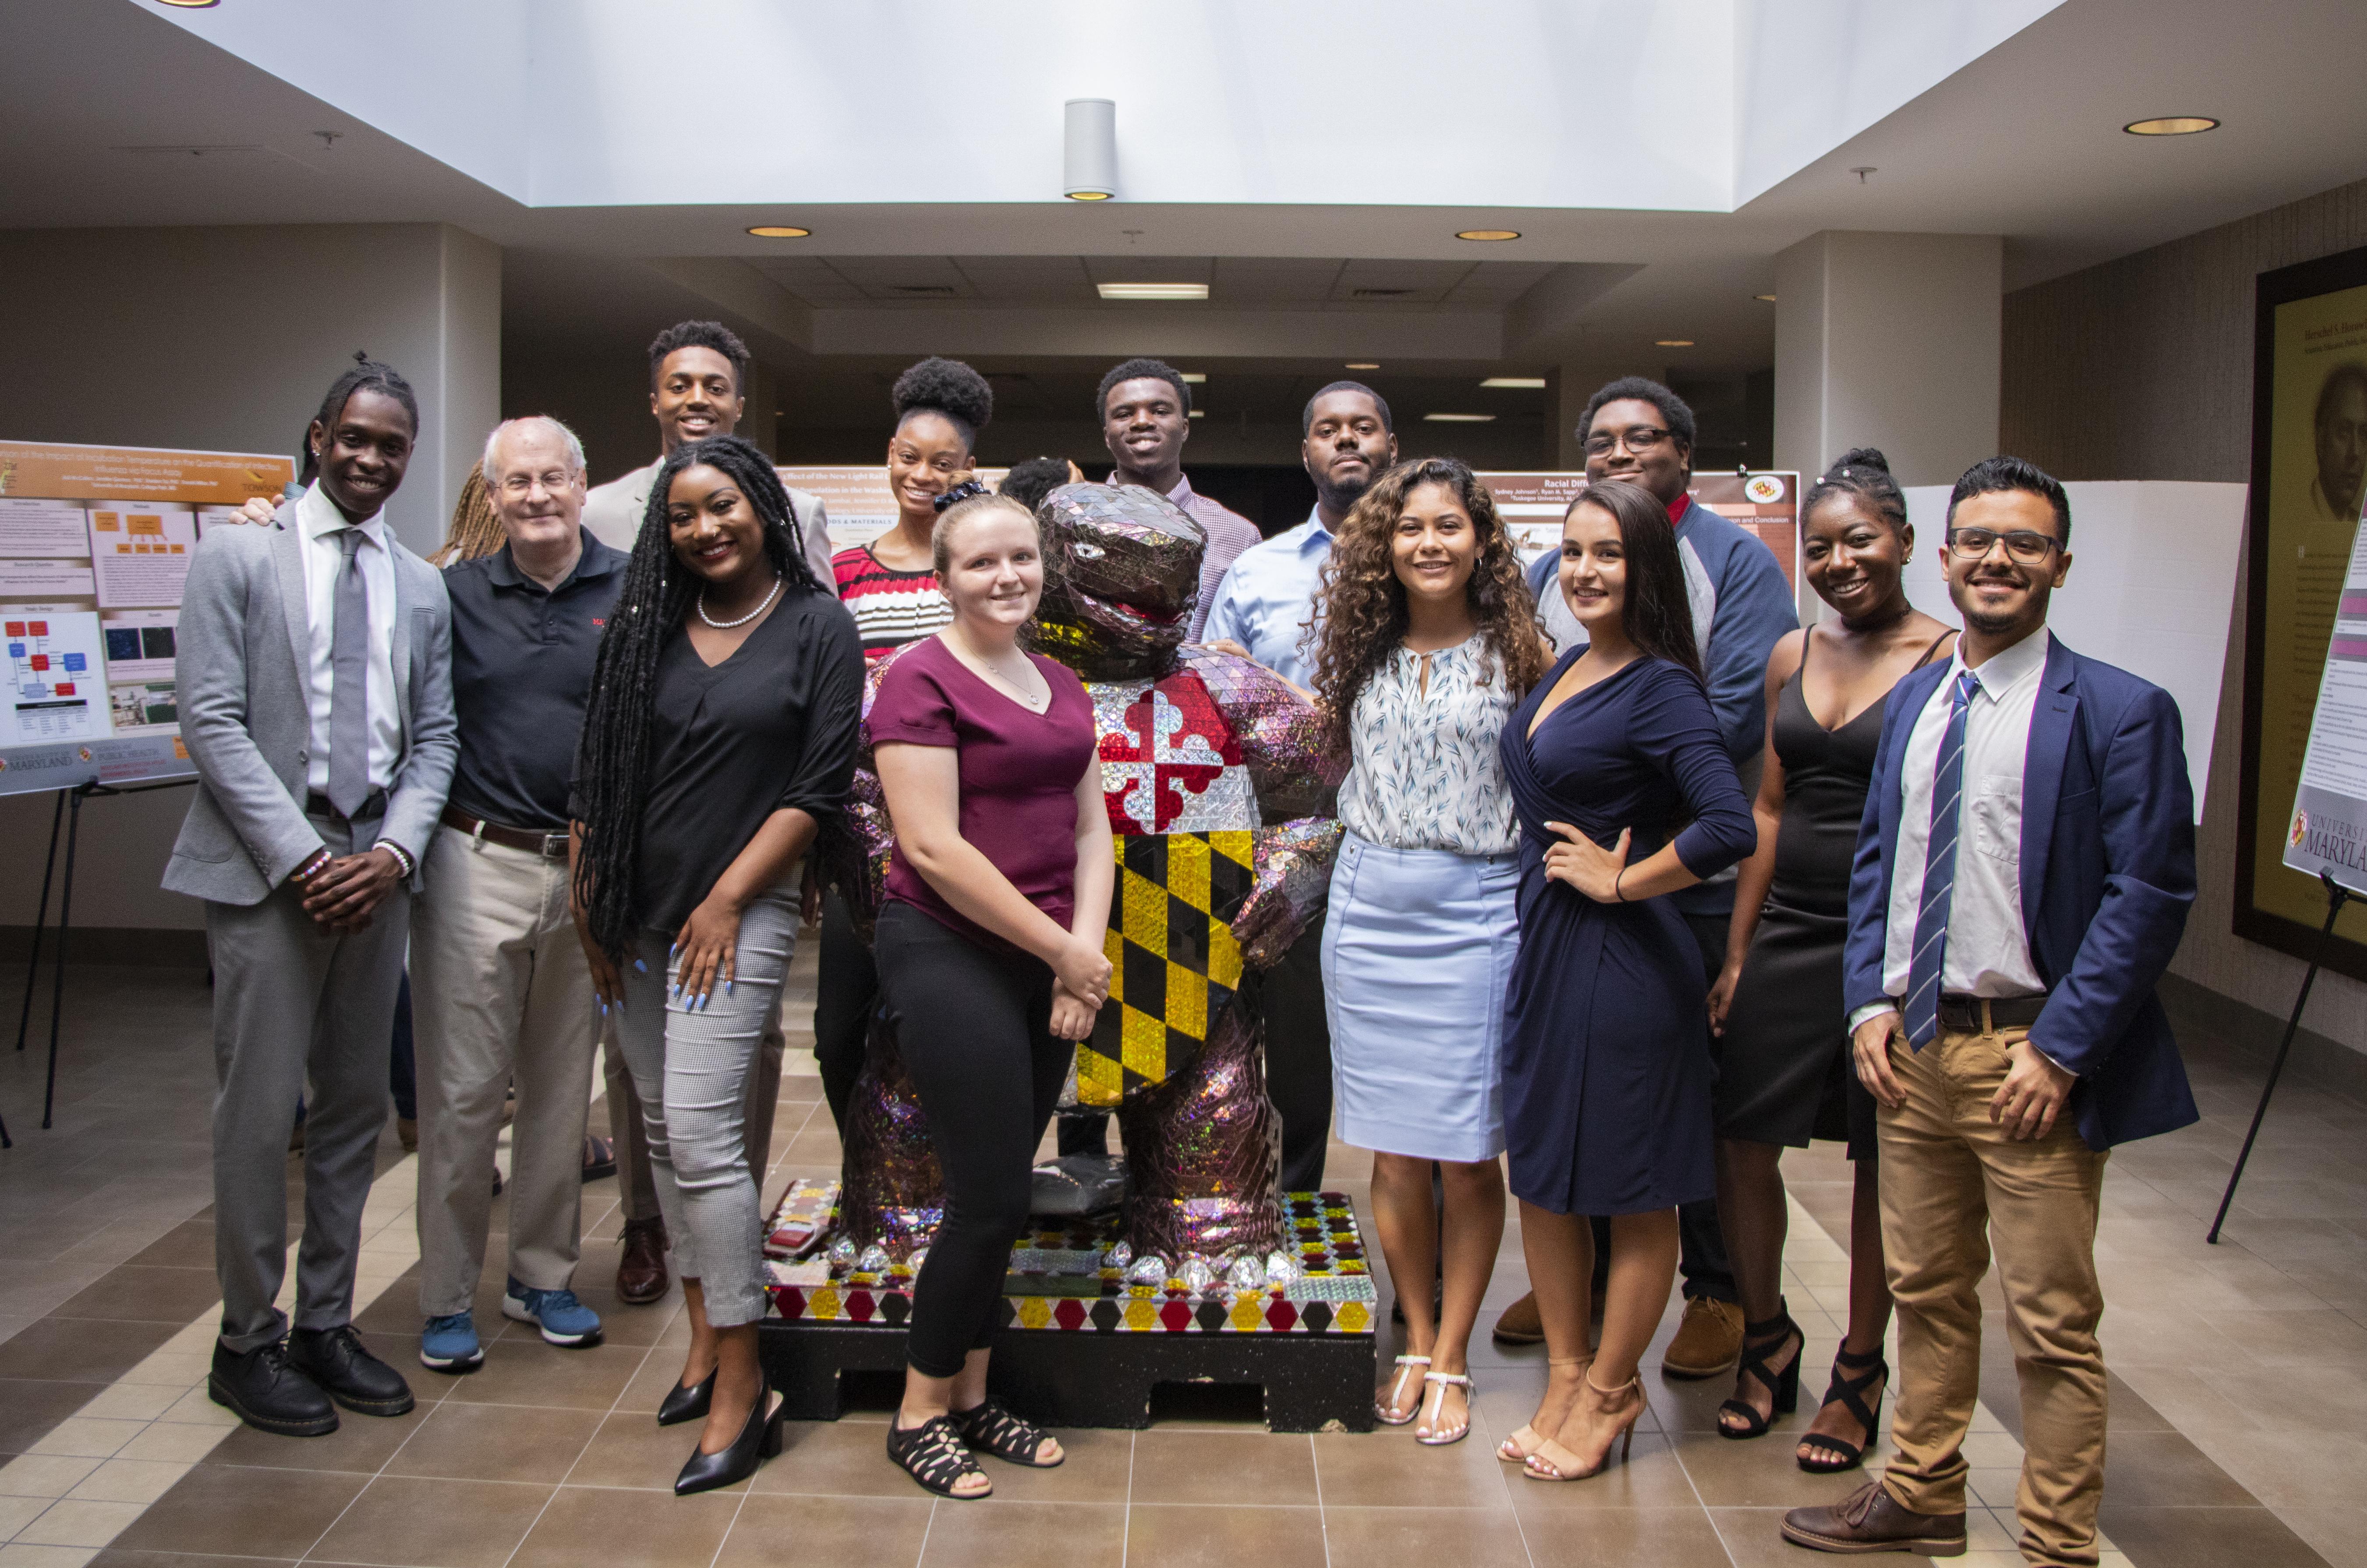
[1656,339,1695,347]
[1480,377,1546,390]
[1097,282,1208,300]
[1188,410,1206,419]
[1345,363,1381,371]
[1180,372,1206,383]
[1754,294,1776,303]
[747,226,810,238]
[156,0,219,7]
[1425,413,1497,423]
[2124,116,2219,136]
[1456,230,1521,242]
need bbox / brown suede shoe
[1661,1296,1745,1378]
[1781,1478,1966,1556]
[617,1218,669,1305]
[1492,1291,1544,1345]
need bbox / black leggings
[873,901,1069,1379]
[813,893,877,1134]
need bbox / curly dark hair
[1308,457,1550,760]
[891,357,994,446]
[646,321,750,393]
[1803,445,1907,535]
[1096,357,1191,419]
[1561,478,1702,681]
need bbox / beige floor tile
[12,1501,142,1550]
[0,1545,100,1568]
[1122,1503,1326,1568]
[713,1494,931,1568]
[103,1431,220,1467]
[21,1427,140,1464]
[916,1500,1124,1568]
[0,1497,54,1539]
[59,1466,186,1509]
[308,1476,555,1568]
[507,1485,739,1568]
[1126,1429,1316,1507]
[0,1462,99,1503]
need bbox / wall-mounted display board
[776,466,1009,556]
[1479,470,1802,601]
[0,440,293,796]
[2238,244,2367,974]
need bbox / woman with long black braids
[569,435,863,1494]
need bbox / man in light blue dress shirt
[1195,381,1397,1192]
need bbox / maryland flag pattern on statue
[1075,830,1255,1107]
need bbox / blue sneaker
[419,1311,483,1373]
[502,1278,602,1347]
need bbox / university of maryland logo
[1075,830,1254,1107]
[1096,674,1256,835]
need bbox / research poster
[0,439,293,796]
[2282,514,2367,898]
[1481,470,1802,597]
[2237,244,2367,971]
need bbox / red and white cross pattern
[1094,672,1259,836]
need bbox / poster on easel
[1478,470,1802,597]
[2282,511,2367,897]
[0,439,294,797]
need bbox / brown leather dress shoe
[1781,1479,1966,1556]
[1492,1291,1544,1345]
[617,1218,669,1305]
[1661,1296,1745,1378]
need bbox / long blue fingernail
[669,982,679,999]
[725,980,733,996]
[669,942,678,958]
[634,959,648,972]
[600,1001,608,1016]
[697,992,709,1010]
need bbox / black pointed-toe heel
[657,1370,716,1427]
[673,1381,783,1495]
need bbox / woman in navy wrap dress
[1495,480,1756,1483]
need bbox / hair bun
[892,356,994,434]
[1828,447,1891,478]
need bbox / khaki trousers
[1877,1017,2108,1568]
[411,826,599,1316]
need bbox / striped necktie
[1903,668,1981,1048]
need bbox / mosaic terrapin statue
[827,482,1341,1269]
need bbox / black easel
[9,777,196,1142]
[2207,868,2354,1243]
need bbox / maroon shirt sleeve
[868,646,958,748]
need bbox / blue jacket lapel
[2018,637,2081,944]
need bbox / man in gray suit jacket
[167,359,458,1437]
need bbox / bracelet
[1613,867,1629,903]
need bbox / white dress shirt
[297,482,400,797]
[1199,508,1333,688]
[1852,627,2052,1031]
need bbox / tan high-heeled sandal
[1376,1354,1430,1426]
[1497,1355,1590,1462]
[1523,1369,1644,1482]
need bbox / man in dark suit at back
[1781,457,2196,1564]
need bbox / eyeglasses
[1945,527,2061,565]
[1582,425,1672,458]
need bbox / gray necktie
[328,527,372,819]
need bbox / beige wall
[2003,176,2367,1053]
[0,222,502,933]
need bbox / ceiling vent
[890,285,958,297]
[1351,287,1418,299]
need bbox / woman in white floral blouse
[1307,458,1550,1446]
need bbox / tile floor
[1,943,2362,1568]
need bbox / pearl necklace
[697,574,782,629]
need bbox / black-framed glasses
[1946,527,2060,565]
[1582,425,1672,458]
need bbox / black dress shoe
[658,1369,716,1427]
[674,1381,784,1495]
[288,1325,416,1417]
[209,1339,338,1437]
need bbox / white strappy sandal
[1376,1354,1430,1425]
[1416,1370,1474,1446]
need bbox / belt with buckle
[1937,994,2048,1032]
[305,790,387,822]
[441,805,570,858]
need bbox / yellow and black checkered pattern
[1075,831,1255,1107]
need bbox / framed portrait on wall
[2236,243,2367,974]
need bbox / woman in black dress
[1497,480,1755,1483]
[1705,449,1954,1470]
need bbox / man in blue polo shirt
[1500,377,1798,1376]
[407,416,622,1373]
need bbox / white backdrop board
[1895,481,2246,823]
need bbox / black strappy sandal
[1798,1346,1887,1473]
[952,1398,1063,1467]
[1715,1304,1803,1439]
[887,1414,991,1497]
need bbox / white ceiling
[3,0,2364,410]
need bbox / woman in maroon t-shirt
[868,491,1115,1499]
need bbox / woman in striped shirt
[832,358,991,657]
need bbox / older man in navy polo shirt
[407,416,623,1374]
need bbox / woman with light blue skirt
[1306,458,1550,1447]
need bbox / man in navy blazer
[1782,458,2195,1565]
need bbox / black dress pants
[1677,911,1739,1304]
[813,893,877,1134]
